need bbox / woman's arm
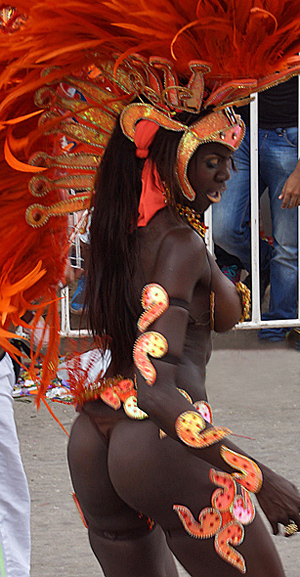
[135,227,300,535]
[136,226,210,427]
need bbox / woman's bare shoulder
[158,222,207,264]
[152,223,209,300]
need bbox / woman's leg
[108,419,286,577]
[67,412,178,577]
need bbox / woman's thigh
[108,419,285,577]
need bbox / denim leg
[259,127,299,340]
[212,131,272,273]
[0,355,31,577]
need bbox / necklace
[162,182,207,239]
[176,204,208,238]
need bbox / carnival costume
[1,1,300,573]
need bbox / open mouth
[206,191,222,203]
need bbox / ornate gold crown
[121,53,258,113]
[23,53,249,211]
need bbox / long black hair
[85,113,198,371]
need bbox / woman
[0,3,299,575]
[67,105,300,577]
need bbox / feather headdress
[1,0,300,400]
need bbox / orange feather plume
[1,1,300,92]
[1,0,300,401]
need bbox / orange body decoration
[138,283,169,333]
[123,395,148,420]
[175,410,231,449]
[175,410,205,445]
[210,470,236,512]
[173,505,222,539]
[133,332,168,385]
[100,387,121,410]
[215,521,245,574]
[160,394,213,440]
[177,388,193,404]
[134,283,169,384]
[174,465,256,573]
[25,193,90,228]
[70,374,148,420]
[220,446,263,494]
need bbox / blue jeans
[212,127,299,340]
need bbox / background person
[213,78,300,341]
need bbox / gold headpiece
[120,97,245,200]
[119,55,248,199]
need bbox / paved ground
[14,329,300,576]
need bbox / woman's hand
[256,463,300,535]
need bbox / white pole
[249,94,261,324]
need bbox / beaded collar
[176,204,207,239]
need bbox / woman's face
[186,142,233,213]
